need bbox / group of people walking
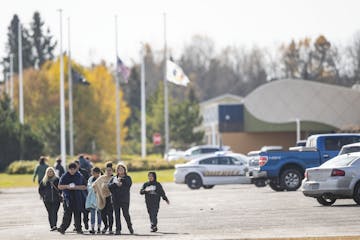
[34,156,169,235]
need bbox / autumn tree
[280,35,340,84]
[10,57,130,155]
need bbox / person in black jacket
[39,167,62,231]
[140,171,169,232]
[108,163,134,235]
[54,158,65,178]
[57,163,87,234]
[74,160,90,230]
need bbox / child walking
[86,167,102,234]
[92,162,114,234]
[140,172,169,232]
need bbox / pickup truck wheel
[203,185,214,189]
[269,180,285,191]
[317,194,336,206]
[280,169,302,191]
[186,173,203,190]
[352,183,360,205]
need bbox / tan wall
[222,132,306,154]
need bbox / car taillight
[331,169,345,177]
[259,156,268,167]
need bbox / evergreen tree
[2,14,34,75]
[0,94,44,170]
[30,12,57,68]
[170,87,204,149]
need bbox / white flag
[166,60,190,86]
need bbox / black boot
[129,226,134,234]
[101,226,108,234]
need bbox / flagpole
[67,17,74,157]
[18,23,24,124]
[163,12,170,156]
[115,15,121,162]
[140,43,146,158]
[5,73,9,95]
[58,9,67,169]
[10,54,14,109]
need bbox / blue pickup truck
[250,134,360,191]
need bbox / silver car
[301,152,360,206]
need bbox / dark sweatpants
[44,201,60,228]
[101,197,113,230]
[114,202,132,231]
[59,204,82,232]
[146,203,159,227]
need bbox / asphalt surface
[1,183,360,240]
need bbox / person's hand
[166,199,170,205]
[116,181,122,187]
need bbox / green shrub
[6,154,186,174]
[7,160,38,174]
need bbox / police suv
[174,152,251,189]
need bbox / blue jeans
[90,208,102,228]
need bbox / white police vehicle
[174,152,250,189]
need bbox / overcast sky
[1,0,360,67]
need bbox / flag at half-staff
[72,68,90,85]
[117,57,130,83]
[166,60,189,86]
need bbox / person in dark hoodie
[57,162,87,234]
[74,160,90,231]
[108,163,134,235]
[140,171,169,232]
[33,156,49,184]
[39,167,62,231]
[54,158,65,178]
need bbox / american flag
[117,57,130,83]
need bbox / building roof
[200,93,243,107]
[244,79,360,129]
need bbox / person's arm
[33,166,38,182]
[38,183,45,196]
[58,175,68,190]
[92,176,102,193]
[74,176,87,190]
[140,183,148,195]
[121,176,132,189]
[108,177,117,192]
[157,183,170,204]
[73,185,87,190]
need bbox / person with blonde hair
[108,163,134,235]
[39,167,62,231]
[92,162,114,234]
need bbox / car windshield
[321,155,360,167]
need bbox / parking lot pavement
[1,183,360,240]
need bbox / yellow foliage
[11,56,131,155]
